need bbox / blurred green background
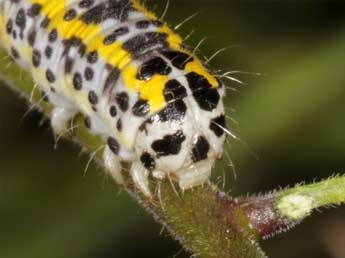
[1,0,345,257]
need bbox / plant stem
[276,176,345,221]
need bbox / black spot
[210,115,226,137]
[151,131,186,157]
[132,99,150,117]
[151,20,163,27]
[84,116,91,129]
[140,152,155,170]
[64,57,74,74]
[80,0,134,24]
[48,29,58,42]
[186,72,220,111]
[28,30,36,46]
[15,8,26,39]
[32,50,41,67]
[79,0,94,8]
[12,30,17,39]
[11,47,20,59]
[122,32,168,58]
[162,51,193,70]
[115,92,129,112]
[46,69,56,83]
[104,67,120,92]
[27,4,42,17]
[45,46,53,58]
[64,9,77,21]
[41,91,49,102]
[88,91,98,105]
[191,136,210,162]
[103,26,129,45]
[136,20,150,29]
[163,79,187,102]
[78,43,87,57]
[137,57,171,81]
[157,99,186,122]
[107,137,120,154]
[6,19,13,34]
[40,16,50,28]
[116,119,122,131]
[73,72,83,90]
[86,50,98,63]
[84,67,94,81]
[109,105,117,117]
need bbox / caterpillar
[0,0,227,197]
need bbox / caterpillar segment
[0,0,227,197]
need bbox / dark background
[1,0,345,257]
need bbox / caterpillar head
[132,73,227,196]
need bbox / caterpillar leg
[103,145,124,185]
[175,160,213,191]
[51,106,77,135]
[130,161,151,197]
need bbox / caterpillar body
[0,0,227,197]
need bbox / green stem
[276,176,345,221]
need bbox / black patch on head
[46,69,56,83]
[28,4,42,17]
[107,137,120,154]
[73,72,83,90]
[32,50,41,67]
[157,99,186,122]
[86,50,98,63]
[64,9,77,21]
[6,19,13,34]
[191,136,210,162]
[186,72,220,111]
[132,99,150,117]
[28,30,36,46]
[140,152,155,170]
[162,51,193,70]
[103,26,129,45]
[163,79,187,102]
[15,8,26,39]
[151,130,186,157]
[137,57,171,81]
[115,92,129,112]
[210,115,226,137]
[104,67,120,93]
[88,90,98,105]
[122,32,168,59]
[80,0,134,24]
